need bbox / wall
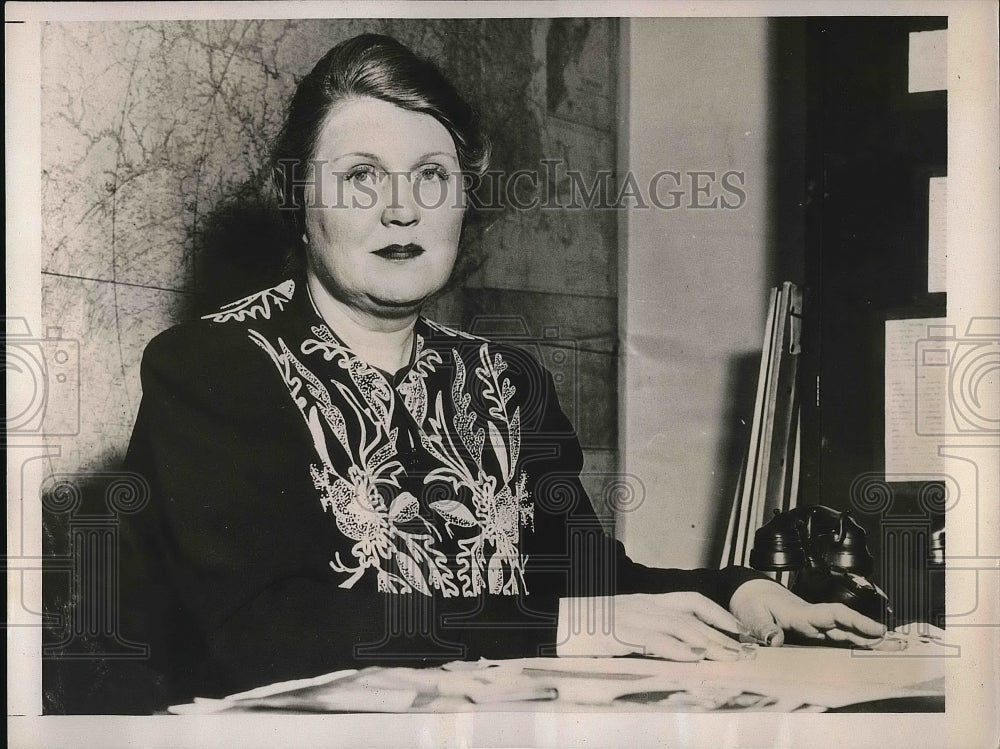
[39,18,621,524]
[620,18,773,568]
[462,18,621,525]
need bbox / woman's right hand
[557,591,746,661]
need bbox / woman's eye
[416,165,449,182]
[344,165,380,183]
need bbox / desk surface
[170,629,949,715]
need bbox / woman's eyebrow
[414,151,459,164]
[329,150,459,169]
[331,151,382,165]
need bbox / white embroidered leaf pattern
[306,406,333,468]
[487,552,504,594]
[369,431,398,472]
[501,379,515,405]
[202,280,295,323]
[429,500,478,528]
[396,379,423,424]
[487,421,510,482]
[516,471,533,531]
[394,550,432,595]
[317,401,351,455]
[456,537,485,596]
[491,352,504,370]
[451,352,485,463]
[423,318,484,341]
[396,336,441,426]
[388,492,419,524]
[414,536,459,597]
[509,407,521,468]
[405,529,460,595]
[476,344,505,420]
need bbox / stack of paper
[169,626,947,714]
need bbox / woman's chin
[364,291,433,316]
[371,281,448,307]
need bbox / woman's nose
[381,174,419,226]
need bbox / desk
[170,629,948,714]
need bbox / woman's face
[303,96,466,320]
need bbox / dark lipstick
[373,243,424,260]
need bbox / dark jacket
[108,277,761,711]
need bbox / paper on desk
[170,628,947,713]
[169,682,417,715]
[167,668,413,715]
[224,668,357,701]
[168,663,557,714]
[482,630,948,710]
[515,667,801,710]
[169,686,418,715]
[691,638,946,708]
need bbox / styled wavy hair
[270,33,491,249]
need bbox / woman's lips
[372,243,424,260]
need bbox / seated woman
[113,33,885,712]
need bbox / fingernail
[724,645,740,654]
[762,629,781,647]
[690,647,707,657]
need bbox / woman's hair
[270,33,491,245]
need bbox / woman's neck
[306,274,417,374]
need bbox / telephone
[749,505,895,629]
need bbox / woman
[114,33,884,712]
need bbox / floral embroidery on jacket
[420,345,532,596]
[202,280,296,324]
[244,306,534,598]
[396,336,443,426]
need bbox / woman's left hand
[729,578,887,647]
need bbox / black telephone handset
[749,506,895,629]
